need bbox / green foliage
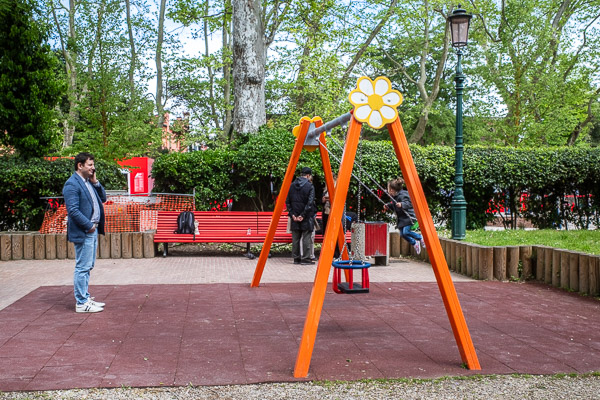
[73,94,161,160]
[0,0,64,158]
[0,156,126,231]
[149,132,600,230]
[67,0,161,159]
[150,149,236,210]
[233,127,299,210]
[469,0,600,146]
[6,134,600,231]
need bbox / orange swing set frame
[251,113,480,378]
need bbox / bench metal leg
[245,243,255,259]
[162,243,168,257]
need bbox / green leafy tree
[168,0,234,141]
[0,0,63,158]
[48,0,159,156]
[470,0,600,146]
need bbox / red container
[363,222,388,257]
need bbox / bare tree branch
[562,13,600,80]
[380,47,417,85]
[342,0,398,82]
[566,87,600,146]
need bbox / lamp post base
[451,199,467,240]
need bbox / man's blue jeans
[74,230,98,305]
[401,225,422,246]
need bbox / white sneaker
[88,297,105,308]
[413,241,421,255]
[76,300,104,313]
[420,239,426,249]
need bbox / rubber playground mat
[1,281,599,391]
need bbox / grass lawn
[448,229,600,255]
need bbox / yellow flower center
[368,94,384,111]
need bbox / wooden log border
[0,232,159,261]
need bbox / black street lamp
[448,5,472,240]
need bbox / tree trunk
[222,0,233,139]
[566,87,600,145]
[387,2,449,144]
[52,0,78,148]
[232,0,266,134]
[295,44,312,113]
[84,0,106,94]
[156,0,166,126]
[411,106,431,143]
[125,0,137,103]
[205,0,220,130]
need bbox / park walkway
[0,252,599,391]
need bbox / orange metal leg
[319,136,351,264]
[319,135,351,287]
[251,118,315,287]
[387,118,480,370]
[293,117,363,378]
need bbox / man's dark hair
[74,152,94,170]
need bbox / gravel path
[2,374,599,399]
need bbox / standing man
[286,167,315,265]
[63,152,107,313]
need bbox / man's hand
[292,215,304,222]
[89,169,98,185]
[87,225,96,233]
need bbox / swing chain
[353,132,364,263]
[319,137,388,207]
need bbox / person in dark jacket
[286,167,315,264]
[63,152,107,313]
[384,178,425,254]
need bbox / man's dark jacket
[63,173,106,243]
[286,176,315,231]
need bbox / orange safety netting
[39,194,195,234]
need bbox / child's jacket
[385,190,416,229]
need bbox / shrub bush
[0,156,126,231]
[151,130,600,230]
[3,133,599,231]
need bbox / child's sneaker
[413,241,421,255]
[420,239,426,249]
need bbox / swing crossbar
[306,112,352,140]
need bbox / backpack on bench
[174,211,195,240]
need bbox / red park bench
[154,211,351,258]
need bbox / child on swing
[384,178,426,254]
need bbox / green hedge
[0,157,126,231]
[151,149,236,210]
[150,130,600,230]
[2,131,599,231]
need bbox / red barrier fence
[39,194,194,234]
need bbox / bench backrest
[155,211,261,241]
[155,211,349,243]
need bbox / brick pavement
[0,254,471,311]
